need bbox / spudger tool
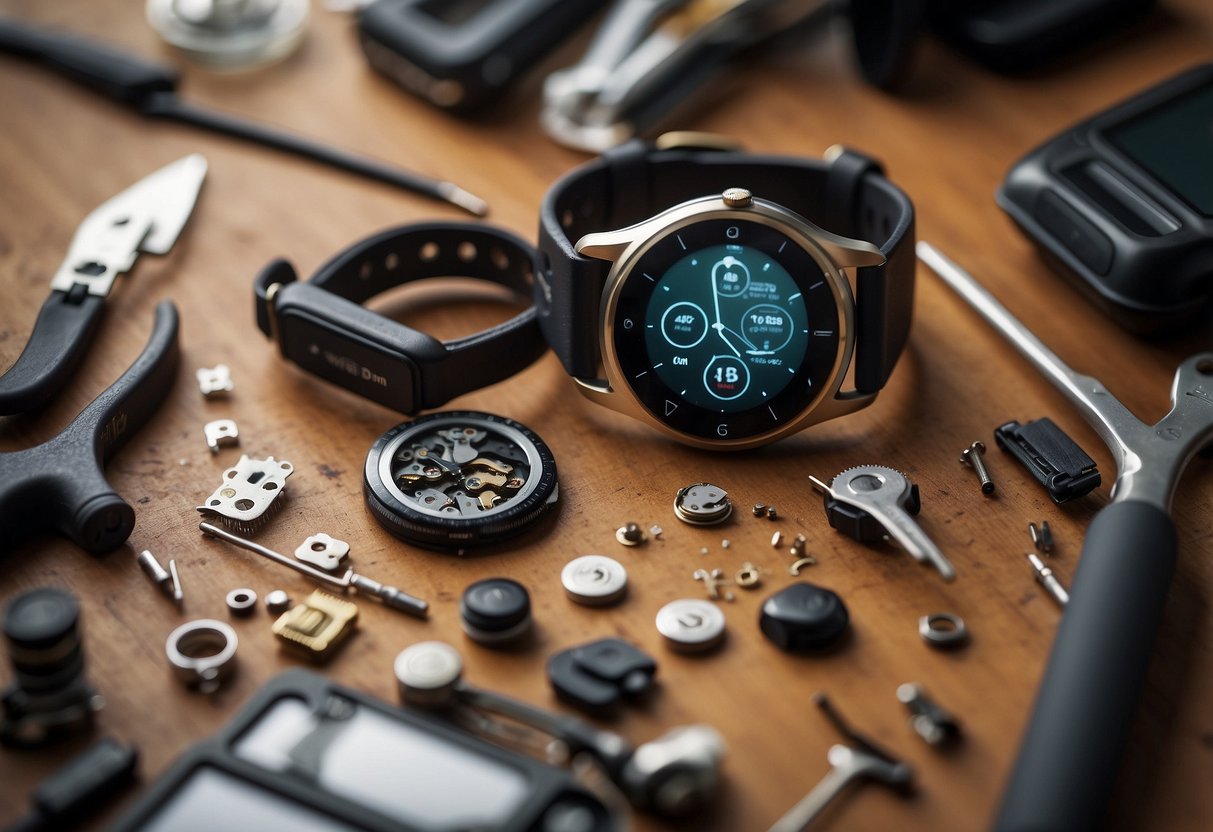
[0,16,487,216]
[918,241,1213,832]
[0,155,203,415]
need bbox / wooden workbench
[1,1,1210,829]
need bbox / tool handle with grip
[0,290,105,415]
[0,16,177,105]
[995,499,1177,832]
[0,302,179,554]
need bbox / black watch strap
[255,223,547,415]
[537,141,915,393]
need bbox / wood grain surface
[1,1,1211,829]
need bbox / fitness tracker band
[536,139,916,449]
[254,223,548,414]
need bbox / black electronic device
[927,0,1157,74]
[537,139,915,449]
[255,224,548,414]
[358,0,607,113]
[998,63,1213,332]
[111,669,616,832]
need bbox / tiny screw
[960,441,995,495]
[766,505,778,520]
[752,503,767,517]
[616,522,646,546]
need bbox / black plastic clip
[994,418,1101,503]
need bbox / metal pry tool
[0,155,203,415]
[918,241,1213,832]
[810,465,957,581]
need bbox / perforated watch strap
[537,142,916,392]
[255,223,547,413]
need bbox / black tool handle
[0,302,179,554]
[995,499,1177,832]
[0,15,177,105]
[0,289,106,415]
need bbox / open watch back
[364,411,559,550]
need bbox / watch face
[609,219,843,442]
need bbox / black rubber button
[460,578,531,633]
[759,583,850,651]
[4,588,80,651]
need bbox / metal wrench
[918,241,1213,832]
[769,693,913,831]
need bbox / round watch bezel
[598,198,856,449]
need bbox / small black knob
[460,578,532,646]
[759,582,849,651]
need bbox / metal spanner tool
[810,465,957,581]
[542,0,830,152]
[768,692,913,831]
[918,241,1213,832]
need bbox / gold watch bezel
[574,192,886,450]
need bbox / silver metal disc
[561,555,628,606]
[655,599,726,652]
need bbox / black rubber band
[255,223,547,414]
[537,141,915,392]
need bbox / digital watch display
[610,220,842,442]
[537,140,917,450]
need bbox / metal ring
[166,619,238,692]
[918,612,969,649]
[226,588,258,616]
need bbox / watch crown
[721,187,752,208]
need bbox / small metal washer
[655,598,727,653]
[226,588,258,617]
[265,589,291,615]
[919,612,969,649]
[673,482,733,526]
[165,619,238,693]
[561,555,628,606]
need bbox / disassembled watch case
[364,411,559,550]
[574,189,887,450]
[197,455,294,533]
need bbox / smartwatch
[536,139,916,449]
[254,223,548,414]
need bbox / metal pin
[897,683,962,747]
[1028,553,1069,606]
[789,533,808,558]
[168,559,184,608]
[960,441,995,494]
[1028,521,1055,554]
[136,549,178,605]
[199,522,429,618]
[771,531,783,548]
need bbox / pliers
[0,156,205,553]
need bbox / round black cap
[759,583,849,651]
[4,588,80,650]
[461,578,531,633]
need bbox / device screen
[1103,81,1213,216]
[228,695,532,828]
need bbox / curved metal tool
[0,302,180,554]
[0,155,204,414]
[918,242,1213,832]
